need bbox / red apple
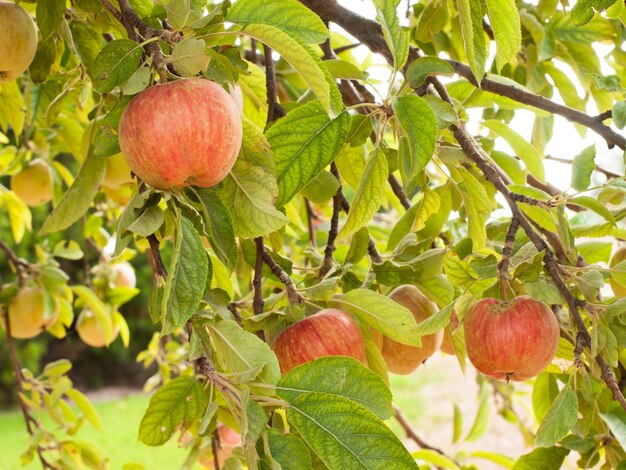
[440,310,459,355]
[464,296,559,382]
[118,78,242,190]
[381,285,443,374]
[610,245,626,298]
[0,1,37,82]
[271,308,366,374]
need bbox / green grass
[0,367,445,470]
[0,394,196,470]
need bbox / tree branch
[253,237,265,316]
[147,235,167,279]
[263,251,303,305]
[263,44,285,124]
[319,163,343,278]
[498,217,519,302]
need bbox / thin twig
[263,44,285,124]
[262,252,303,305]
[212,428,221,470]
[304,198,317,249]
[147,235,167,279]
[253,237,265,316]
[394,406,457,463]
[544,154,622,179]
[319,163,343,278]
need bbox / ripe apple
[113,261,136,289]
[381,285,443,374]
[464,296,560,382]
[11,159,53,207]
[118,78,243,190]
[440,310,459,355]
[610,245,626,298]
[76,309,119,348]
[1,287,59,339]
[0,2,37,82]
[199,424,241,468]
[271,308,366,374]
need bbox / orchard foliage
[1,0,626,469]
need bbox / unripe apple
[1,287,59,339]
[271,308,366,374]
[464,296,559,382]
[381,285,443,374]
[440,310,459,355]
[103,185,133,205]
[76,309,119,348]
[118,78,243,190]
[610,245,626,298]
[11,159,53,207]
[0,1,37,82]
[113,261,136,289]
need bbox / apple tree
[1,0,626,468]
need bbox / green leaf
[29,38,57,84]
[599,411,626,451]
[452,166,492,251]
[511,447,569,470]
[613,101,626,130]
[571,0,618,25]
[192,188,238,272]
[93,96,131,158]
[92,40,143,93]
[40,151,107,234]
[534,384,578,447]
[335,289,421,347]
[339,149,388,238]
[465,382,490,441]
[227,0,329,44]
[72,286,114,343]
[66,389,103,431]
[242,24,341,115]
[162,217,209,332]
[162,0,190,30]
[532,373,559,423]
[406,57,454,87]
[208,320,281,390]
[413,304,453,336]
[37,0,66,40]
[266,429,312,470]
[373,0,410,70]
[570,196,614,224]
[324,59,365,80]
[301,169,340,203]
[455,0,487,82]
[168,38,210,77]
[285,392,419,469]
[570,145,596,191]
[483,120,544,181]
[122,205,164,237]
[391,95,437,182]
[412,450,459,470]
[4,191,32,244]
[485,0,521,71]
[277,357,393,420]
[0,82,25,136]
[267,101,349,207]
[219,162,288,239]
[139,375,209,446]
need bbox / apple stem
[498,218,519,303]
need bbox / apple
[0,1,37,82]
[76,309,119,348]
[610,245,626,298]
[440,310,459,355]
[113,261,136,288]
[118,78,242,190]
[199,424,241,468]
[1,287,59,339]
[381,285,443,374]
[11,159,53,207]
[464,296,559,382]
[271,308,366,374]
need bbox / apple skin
[76,309,119,348]
[0,2,37,82]
[272,308,366,374]
[11,159,53,207]
[610,246,626,298]
[381,285,443,375]
[440,310,459,355]
[118,78,242,190]
[464,296,560,382]
[113,262,136,289]
[1,287,59,339]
